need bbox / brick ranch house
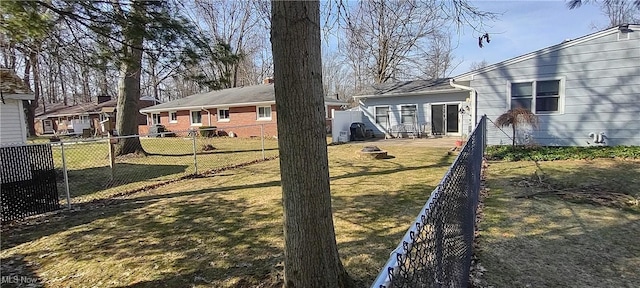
[35,96,157,136]
[139,79,348,137]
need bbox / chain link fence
[371,116,486,288]
[485,116,538,146]
[13,123,279,208]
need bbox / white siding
[358,92,470,136]
[0,99,27,145]
[472,28,640,146]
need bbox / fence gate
[1,144,60,222]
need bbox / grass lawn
[1,143,455,287]
[51,137,280,203]
[478,158,640,287]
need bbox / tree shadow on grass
[478,159,640,287]
[478,199,640,287]
[330,153,454,181]
[3,191,286,287]
[2,154,454,287]
[0,255,44,288]
[146,147,279,157]
[332,183,437,285]
[62,163,190,199]
[6,152,453,250]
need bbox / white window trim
[169,111,178,123]
[506,77,565,115]
[429,102,463,137]
[151,113,161,125]
[217,107,230,122]
[257,105,272,121]
[190,110,203,126]
[400,104,418,124]
[374,106,390,125]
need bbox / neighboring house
[35,96,157,136]
[352,79,473,138]
[354,24,639,146]
[0,69,34,145]
[140,78,348,137]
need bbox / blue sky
[449,1,610,75]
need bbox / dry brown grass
[1,142,455,287]
[477,159,640,287]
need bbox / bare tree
[191,0,271,87]
[601,0,640,25]
[469,59,489,71]
[342,0,442,83]
[419,30,456,79]
[337,0,495,86]
[322,49,354,100]
[568,0,640,27]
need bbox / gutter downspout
[449,79,478,127]
[201,107,211,126]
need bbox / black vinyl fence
[1,144,60,222]
[371,116,486,288]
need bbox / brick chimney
[97,95,111,104]
[263,77,274,85]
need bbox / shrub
[486,145,640,161]
[198,126,217,137]
[495,108,538,147]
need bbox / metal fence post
[261,124,265,160]
[482,115,487,152]
[59,142,71,209]
[192,131,198,175]
[108,134,115,180]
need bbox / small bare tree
[568,0,640,27]
[469,59,489,71]
[495,107,539,147]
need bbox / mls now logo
[1,275,40,284]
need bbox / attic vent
[618,24,631,41]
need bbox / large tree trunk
[24,51,39,137]
[115,2,145,156]
[270,2,354,287]
[100,58,109,97]
[57,59,67,106]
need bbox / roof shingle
[354,78,454,96]
[141,84,347,112]
[1,69,32,95]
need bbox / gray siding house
[457,24,639,146]
[354,24,639,146]
[353,79,474,138]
